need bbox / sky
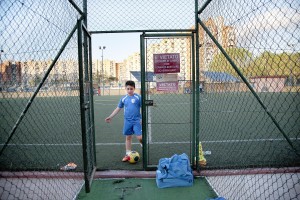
[88,0,195,62]
[89,0,299,62]
[1,0,299,63]
[91,33,140,62]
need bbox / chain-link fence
[198,0,300,199]
[0,0,88,199]
[90,0,299,199]
[88,0,195,32]
[1,0,299,199]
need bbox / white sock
[126,150,131,155]
[140,143,143,147]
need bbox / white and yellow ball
[128,151,140,164]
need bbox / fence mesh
[1,0,300,199]
[0,0,84,199]
[87,0,195,32]
[198,0,300,199]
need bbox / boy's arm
[105,107,122,123]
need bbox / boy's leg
[136,135,142,145]
[122,135,132,162]
[136,135,143,148]
[133,121,142,146]
[125,135,132,152]
[122,120,134,162]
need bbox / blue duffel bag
[156,153,194,188]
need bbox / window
[296,78,300,86]
[284,77,293,86]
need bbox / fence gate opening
[140,33,196,169]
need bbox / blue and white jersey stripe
[118,93,141,121]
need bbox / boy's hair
[125,80,135,88]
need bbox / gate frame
[77,19,97,193]
[140,33,197,170]
[79,0,200,192]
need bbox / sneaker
[122,155,130,162]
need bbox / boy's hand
[105,117,112,123]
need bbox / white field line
[94,102,192,106]
[155,102,190,105]
[94,99,118,105]
[0,143,83,146]
[1,138,298,146]
[94,102,117,105]
[200,98,208,102]
[205,177,221,197]
[94,100,117,102]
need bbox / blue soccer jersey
[118,93,141,121]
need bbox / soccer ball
[128,151,140,164]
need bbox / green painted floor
[77,177,217,200]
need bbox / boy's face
[126,85,135,96]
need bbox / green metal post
[78,19,90,193]
[90,40,97,166]
[83,25,97,166]
[195,0,200,171]
[197,0,213,14]
[90,29,195,34]
[191,33,196,168]
[68,0,84,15]
[83,0,94,191]
[140,33,147,170]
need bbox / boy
[105,80,142,162]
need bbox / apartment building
[199,16,236,71]
[1,17,235,89]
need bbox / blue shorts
[123,119,142,136]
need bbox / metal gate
[140,33,196,169]
[77,19,96,192]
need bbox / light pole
[0,49,3,64]
[96,59,99,84]
[0,49,4,67]
[287,43,295,86]
[99,46,106,96]
[0,49,3,89]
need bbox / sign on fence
[156,74,178,82]
[154,53,180,74]
[157,82,178,92]
[156,74,178,92]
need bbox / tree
[93,73,101,85]
[209,47,253,76]
[246,52,300,77]
[108,76,118,82]
[107,76,118,86]
[34,75,41,86]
